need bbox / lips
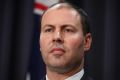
[50,48,65,54]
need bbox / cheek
[71,39,82,46]
[68,38,84,58]
[40,35,53,57]
[66,36,84,49]
[40,36,50,60]
[40,36,48,52]
[65,35,84,58]
[40,35,50,47]
[40,36,45,48]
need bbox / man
[39,2,92,80]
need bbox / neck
[46,59,84,80]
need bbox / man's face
[40,7,91,73]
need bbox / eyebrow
[42,23,77,29]
[41,24,54,29]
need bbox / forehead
[44,8,78,18]
[43,3,80,16]
[41,5,81,26]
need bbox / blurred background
[0,0,120,80]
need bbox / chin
[48,66,72,74]
[47,63,76,74]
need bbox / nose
[53,31,64,43]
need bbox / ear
[84,33,92,51]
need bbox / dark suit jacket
[40,72,93,80]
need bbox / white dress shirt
[46,69,84,80]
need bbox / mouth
[50,48,65,55]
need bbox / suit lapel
[40,76,46,80]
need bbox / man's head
[40,2,92,74]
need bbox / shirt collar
[65,69,84,80]
[46,69,84,80]
[46,75,49,80]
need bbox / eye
[44,28,53,32]
[64,28,74,33]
